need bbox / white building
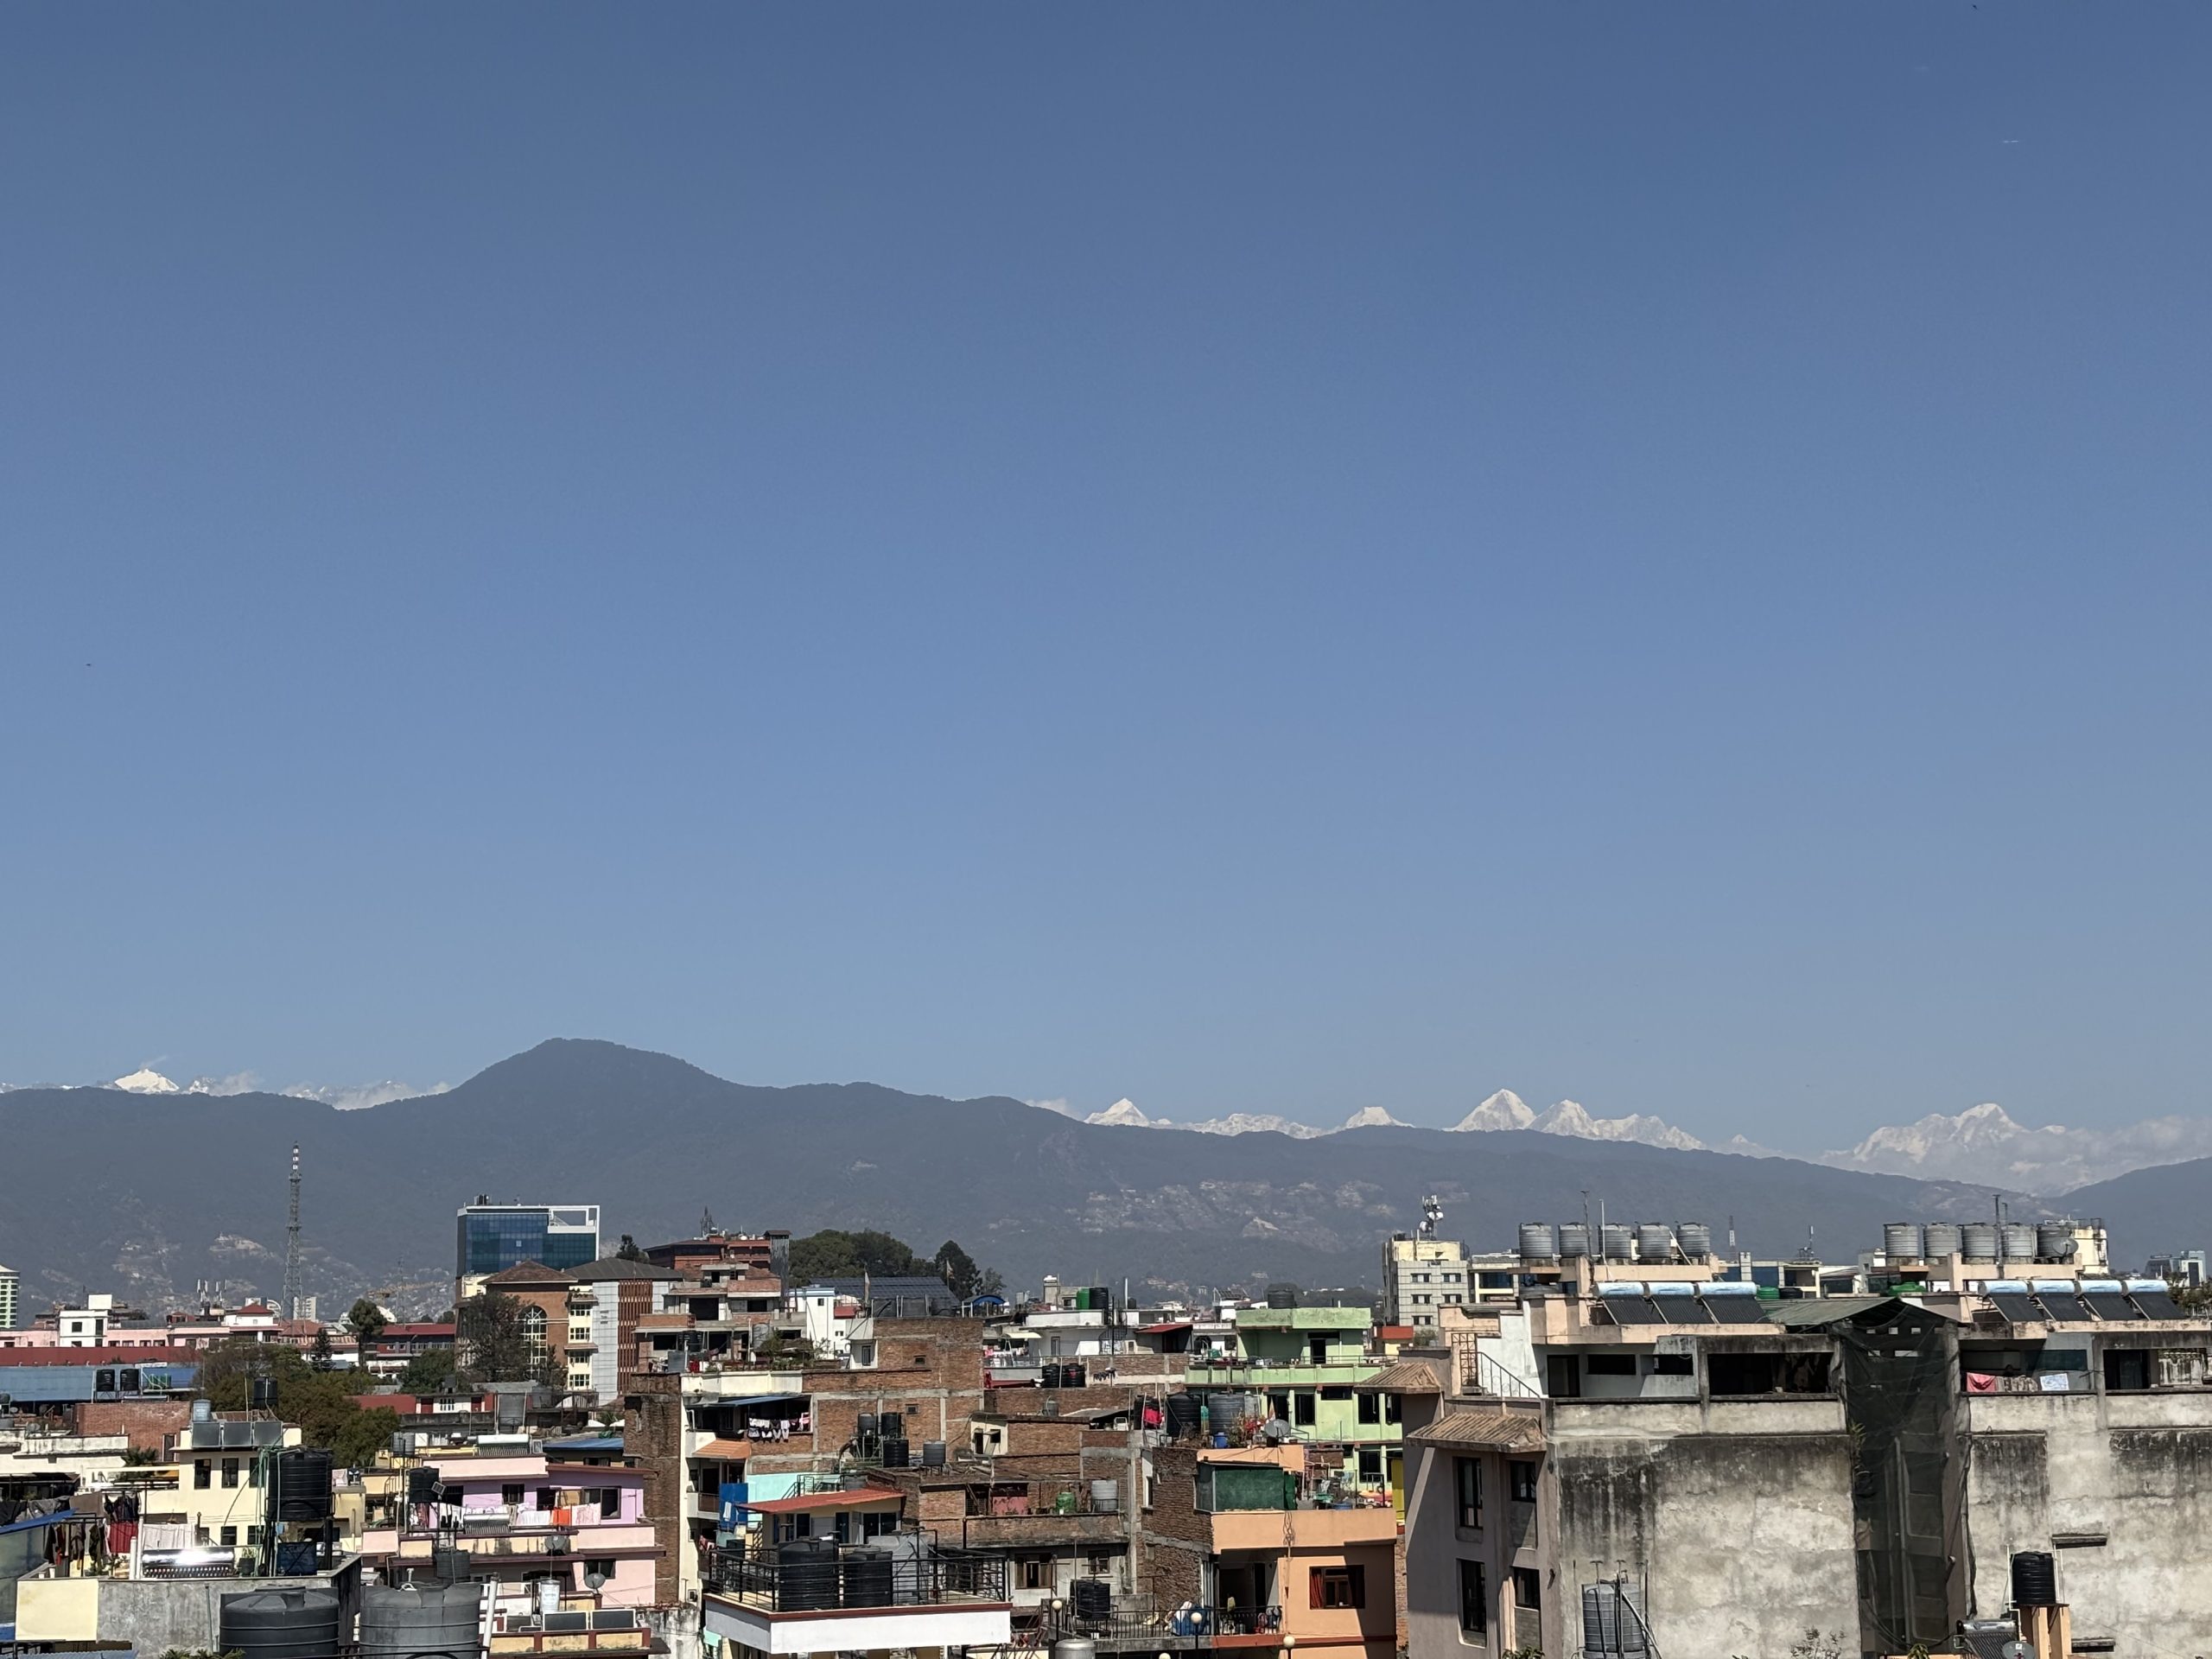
[0,1264,16,1332]
[1382,1236,1470,1332]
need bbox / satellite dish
[2001,1642,2032,1659]
[585,1573,607,1590]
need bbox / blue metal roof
[0,1512,73,1535]
[543,1433,624,1453]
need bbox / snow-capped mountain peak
[1179,1113,1327,1139]
[1338,1105,1407,1130]
[112,1067,180,1095]
[1453,1090,1535,1131]
[1086,1097,1156,1128]
[1454,1092,1707,1152]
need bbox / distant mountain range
[0,1067,448,1112]
[0,1039,2066,1323]
[1027,1086,2212,1194]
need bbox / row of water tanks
[219,1583,485,1659]
[1518,1222,1713,1264]
[1883,1221,2080,1264]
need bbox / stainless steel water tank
[1634,1224,1675,1262]
[1090,1479,1119,1512]
[1557,1224,1592,1259]
[1675,1223,1713,1260]
[2036,1223,2075,1262]
[1518,1223,1559,1263]
[2001,1223,2037,1262]
[1961,1223,1999,1262]
[1885,1223,1925,1261]
[1600,1224,1635,1262]
[1923,1223,1961,1259]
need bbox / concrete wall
[1548,1428,1859,1659]
[1965,1390,2212,1656]
[17,1561,362,1653]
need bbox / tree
[457,1292,558,1387]
[616,1235,648,1263]
[346,1299,389,1344]
[308,1327,334,1369]
[193,1336,398,1472]
[932,1242,981,1300]
[397,1347,470,1395]
[786,1229,936,1285]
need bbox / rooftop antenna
[700,1206,716,1237]
[1419,1195,1443,1240]
[283,1144,302,1322]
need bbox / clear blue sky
[5,5,2209,1147]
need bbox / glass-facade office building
[456,1204,601,1281]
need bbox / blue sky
[5,5,2209,1147]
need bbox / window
[1584,1353,1636,1376]
[2105,1349,2152,1393]
[537,1488,557,1513]
[1321,1385,1353,1402]
[1413,1294,1433,1306]
[194,1460,213,1490]
[522,1305,549,1363]
[1310,1566,1365,1609]
[1357,1447,1382,1481]
[1455,1457,1484,1529]
[1649,1353,1694,1376]
[1294,1391,1317,1427]
[1547,1355,1581,1398]
[1443,1294,1463,1305]
[1413,1274,1431,1284]
[1511,1567,1541,1614]
[1357,1393,1381,1425]
[1020,1557,1051,1591]
[1310,1336,1331,1364]
[1509,1460,1537,1503]
[221,1458,240,1488]
[219,1525,238,1548]
[249,1459,263,1487]
[1383,1392,1402,1425]
[862,1510,897,1539]
[600,1488,621,1520]
[1458,1560,1487,1634]
[503,1484,526,1507]
[1442,1272,1462,1284]
[584,1557,616,1581]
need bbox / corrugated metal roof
[1407,1409,1546,1452]
[569,1258,677,1282]
[1355,1358,1447,1394]
[741,1487,903,1514]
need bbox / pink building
[362,1436,661,1615]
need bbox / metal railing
[1039,1599,1281,1645]
[705,1544,1007,1611]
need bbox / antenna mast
[283,1144,303,1322]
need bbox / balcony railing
[704,1544,1007,1612]
[1039,1598,1281,1645]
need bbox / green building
[1188,1306,1402,1490]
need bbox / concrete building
[2145,1249,2207,1288]
[1184,1307,1399,1492]
[1382,1235,1471,1332]
[568,1257,679,1401]
[1392,1244,2212,1659]
[0,1263,16,1332]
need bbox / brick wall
[1141,1445,1210,1606]
[623,1371,684,1606]
[73,1399,194,1453]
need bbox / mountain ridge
[0,1038,2055,1321]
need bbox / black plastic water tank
[277,1449,334,1521]
[842,1545,894,1608]
[405,1468,438,1506]
[220,1587,341,1659]
[1165,1394,1201,1438]
[779,1537,839,1611]
[1071,1579,1112,1619]
[2012,1550,2058,1608]
[879,1436,910,1469]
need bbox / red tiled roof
[0,1346,200,1366]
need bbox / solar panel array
[1981,1279,2196,1323]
